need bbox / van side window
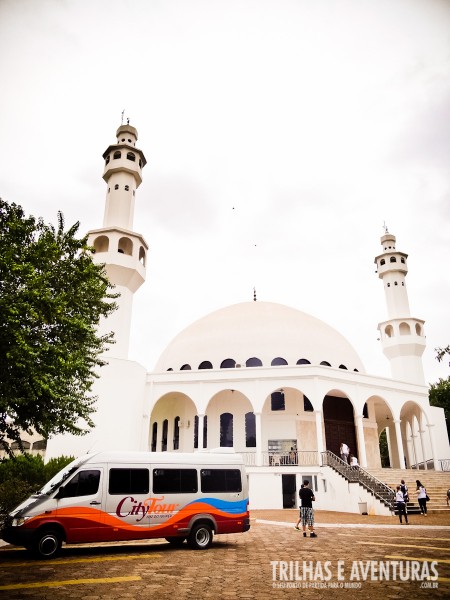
[152,468,198,493]
[63,470,100,497]
[200,469,242,493]
[109,468,149,494]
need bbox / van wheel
[31,529,62,559]
[188,523,213,550]
[165,536,186,546]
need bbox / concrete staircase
[367,468,450,515]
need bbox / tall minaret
[374,229,426,385]
[87,122,148,359]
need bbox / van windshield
[39,456,89,495]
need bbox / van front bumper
[1,526,35,548]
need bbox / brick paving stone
[0,511,449,599]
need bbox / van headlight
[11,517,31,527]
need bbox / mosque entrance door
[323,395,357,460]
[282,474,296,508]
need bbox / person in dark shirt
[294,480,317,538]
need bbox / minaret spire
[86,123,148,359]
[374,231,426,385]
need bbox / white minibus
[1,449,250,559]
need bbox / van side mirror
[55,486,65,499]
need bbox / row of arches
[380,256,406,265]
[382,321,423,338]
[92,235,146,265]
[105,151,143,168]
[169,357,359,372]
[149,385,436,470]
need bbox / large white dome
[154,301,365,374]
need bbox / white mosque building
[44,123,449,514]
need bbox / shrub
[0,454,74,522]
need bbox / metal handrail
[321,450,395,509]
[438,458,450,472]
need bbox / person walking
[340,442,350,464]
[416,480,428,515]
[295,480,317,538]
[395,485,408,524]
[400,479,409,503]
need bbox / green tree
[379,429,390,468]
[0,454,74,519]
[429,377,450,442]
[435,345,450,363]
[0,199,117,452]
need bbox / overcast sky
[1,0,449,385]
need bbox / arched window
[380,259,385,265]
[11,440,31,450]
[125,185,129,191]
[415,323,422,335]
[118,237,133,256]
[246,357,262,367]
[271,357,288,366]
[385,324,394,338]
[399,322,411,335]
[127,152,136,162]
[339,364,348,370]
[401,257,405,263]
[180,364,191,370]
[199,361,213,369]
[271,391,285,411]
[245,412,256,447]
[173,416,180,450]
[296,358,311,365]
[220,412,233,447]
[161,419,168,452]
[32,439,47,451]
[113,150,121,159]
[303,396,313,411]
[139,246,146,266]
[203,415,208,448]
[320,361,331,367]
[390,256,397,263]
[194,415,199,449]
[105,155,110,165]
[151,422,157,452]
[114,184,119,190]
[220,358,236,368]
[363,403,369,418]
[93,235,109,253]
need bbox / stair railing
[321,450,395,510]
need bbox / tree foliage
[435,345,450,363]
[0,199,117,452]
[429,377,450,441]
[0,454,74,519]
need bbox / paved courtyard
[0,510,449,599]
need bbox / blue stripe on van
[186,497,248,513]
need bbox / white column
[356,415,367,468]
[406,437,414,469]
[412,434,420,468]
[394,419,405,470]
[315,411,324,464]
[386,426,393,466]
[426,423,440,471]
[255,412,263,466]
[198,414,204,450]
[419,429,428,470]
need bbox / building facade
[43,124,449,513]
